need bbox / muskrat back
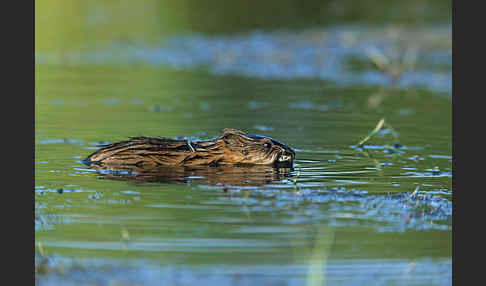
[83,128,295,168]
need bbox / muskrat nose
[278,154,292,162]
[278,150,295,162]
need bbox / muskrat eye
[264,142,272,151]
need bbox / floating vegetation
[365,46,418,85]
[355,118,402,154]
[293,168,302,185]
[357,118,386,147]
[35,243,65,278]
[220,187,451,232]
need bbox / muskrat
[82,128,295,169]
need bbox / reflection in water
[90,164,294,186]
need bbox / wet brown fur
[83,128,295,169]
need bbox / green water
[35,1,451,285]
[35,64,451,284]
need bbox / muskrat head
[218,128,295,166]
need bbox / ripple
[217,188,452,232]
[35,255,451,286]
[38,139,82,144]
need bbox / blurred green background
[36,0,451,52]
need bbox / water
[35,5,451,285]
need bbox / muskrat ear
[220,129,251,147]
[222,134,240,147]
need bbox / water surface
[35,25,451,285]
